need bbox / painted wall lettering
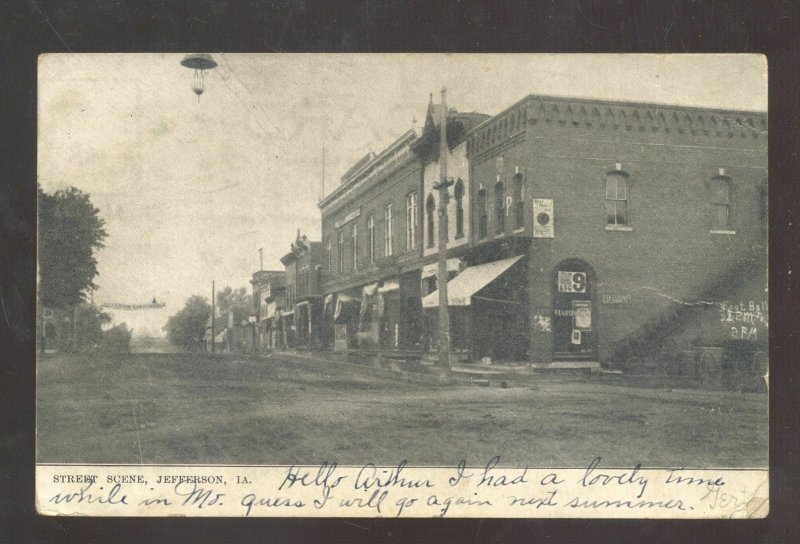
[602,293,632,304]
[719,301,768,328]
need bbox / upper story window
[384,204,394,257]
[494,181,505,234]
[426,193,436,248]
[710,176,732,231]
[351,223,358,271]
[43,307,54,318]
[367,214,375,263]
[326,239,332,274]
[605,172,629,228]
[454,179,465,239]
[477,188,488,240]
[513,173,524,230]
[337,230,344,274]
[300,268,308,295]
[406,192,417,251]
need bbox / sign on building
[602,293,632,304]
[533,199,554,238]
[572,300,592,331]
[334,207,361,229]
[558,271,586,293]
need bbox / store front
[322,294,336,350]
[422,254,527,362]
[377,279,401,350]
[333,292,361,351]
[278,310,294,349]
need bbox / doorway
[552,259,597,360]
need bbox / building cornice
[467,94,767,159]
[320,130,417,210]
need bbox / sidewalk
[264,349,543,387]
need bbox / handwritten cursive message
[36,459,768,518]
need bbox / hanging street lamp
[180,53,218,102]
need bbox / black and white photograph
[35,53,768,518]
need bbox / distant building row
[248,93,767,366]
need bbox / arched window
[710,176,732,230]
[454,179,465,239]
[426,193,436,248]
[477,188,488,240]
[495,181,505,234]
[605,172,629,227]
[513,173,524,229]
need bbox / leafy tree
[38,186,107,309]
[216,286,252,323]
[100,323,132,353]
[73,303,112,349]
[164,295,211,351]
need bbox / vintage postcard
[36,53,768,518]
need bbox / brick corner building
[461,94,767,366]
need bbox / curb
[269,352,459,386]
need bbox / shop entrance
[552,259,596,360]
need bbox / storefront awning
[378,279,400,293]
[362,283,379,297]
[421,255,523,308]
[421,258,462,279]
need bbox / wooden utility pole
[211,280,216,354]
[321,146,326,201]
[433,87,453,377]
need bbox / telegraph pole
[321,146,326,201]
[211,280,216,354]
[433,87,453,377]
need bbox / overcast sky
[38,54,767,336]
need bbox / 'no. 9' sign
[558,271,586,293]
